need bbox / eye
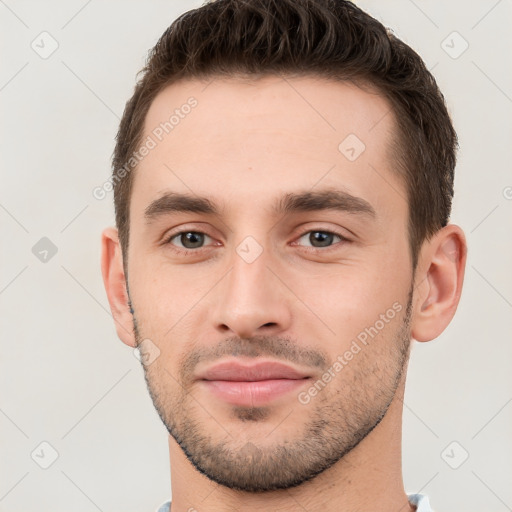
[166,231,214,250]
[163,228,350,255]
[295,229,349,250]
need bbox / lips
[196,360,310,382]
[196,360,311,407]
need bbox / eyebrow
[144,189,376,223]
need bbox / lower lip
[200,378,310,407]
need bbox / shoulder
[155,500,171,512]
[408,493,434,511]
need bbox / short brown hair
[112,0,457,272]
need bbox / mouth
[195,360,312,407]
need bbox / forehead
[131,75,404,224]
[144,75,394,155]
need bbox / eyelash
[163,228,350,255]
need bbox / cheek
[292,260,408,350]
[129,261,215,336]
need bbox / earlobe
[411,224,467,342]
[100,227,137,347]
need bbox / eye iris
[181,232,204,248]
[310,231,334,247]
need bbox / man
[101,0,467,510]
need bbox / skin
[101,75,467,512]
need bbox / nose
[213,241,292,339]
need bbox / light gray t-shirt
[156,493,433,511]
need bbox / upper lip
[196,360,311,381]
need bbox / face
[126,75,415,491]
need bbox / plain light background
[1,1,511,511]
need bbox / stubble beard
[134,289,413,492]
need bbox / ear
[100,226,136,347]
[411,224,467,342]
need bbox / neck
[167,380,413,512]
